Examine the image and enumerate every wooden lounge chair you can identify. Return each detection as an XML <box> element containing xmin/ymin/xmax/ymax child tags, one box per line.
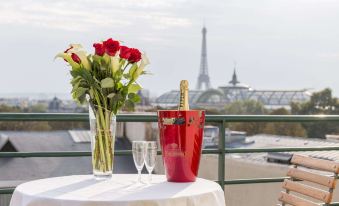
<box><xmin>278</xmin><ymin>154</ymin><xmax>339</xmax><ymax>206</ymax></box>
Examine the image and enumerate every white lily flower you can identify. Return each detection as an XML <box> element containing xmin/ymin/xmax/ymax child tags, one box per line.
<box><xmin>110</xmin><ymin>55</ymin><xmax>120</xmax><ymax>74</ymax></box>
<box><xmin>54</xmin><ymin>52</ymin><xmax>80</xmax><ymax>69</ymax></box>
<box><xmin>69</xmin><ymin>44</ymin><xmax>83</xmax><ymax>50</ymax></box>
<box><xmin>133</xmin><ymin>53</ymin><xmax>150</xmax><ymax>80</ymax></box>
<box><xmin>65</xmin><ymin>44</ymin><xmax>91</xmax><ymax>70</ymax></box>
<box><xmin>140</xmin><ymin>53</ymin><xmax>150</xmax><ymax>66</ymax></box>
<box><xmin>74</xmin><ymin>50</ymin><xmax>91</xmax><ymax>70</ymax></box>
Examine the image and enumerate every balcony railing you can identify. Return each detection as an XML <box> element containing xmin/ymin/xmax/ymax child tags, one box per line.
<box><xmin>1</xmin><ymin>113</ymin><xmax>339</xmax><ymax>205</ymax></box>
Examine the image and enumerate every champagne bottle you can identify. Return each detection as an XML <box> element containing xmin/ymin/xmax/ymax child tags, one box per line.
<box><xmin>178</xmin><ymin>80</ymin><xmax>189</xmax><ymax>110</ymax></box>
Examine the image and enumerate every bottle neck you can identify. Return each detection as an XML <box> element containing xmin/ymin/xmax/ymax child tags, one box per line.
<box><xmin>179</xmin><ymin>80</ymin><xmax>189</xmax><ymax>110</ymax></box>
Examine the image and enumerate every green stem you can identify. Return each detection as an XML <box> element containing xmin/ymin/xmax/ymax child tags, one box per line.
<box><xmin>95</xmin><ymin>112</ymin><xmax>106</xmax><ymax>171</ymax></box>
<box><xmin>93</xmin><ymin>90</ymin><xmax>112</xmax><ymax>172</ymax></box>
<box><xmin>122</xmin><ymin>63</ymin><xmax>130</xmax><ymax>73</ymax></box>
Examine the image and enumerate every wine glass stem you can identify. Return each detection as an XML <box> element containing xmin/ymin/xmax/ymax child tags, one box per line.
<box><xmin>148</xmin><ymin>171</ymin><xmax>152</xmax><ymax>183</ymax></box>
<box><xmin>138</xmin><ymin>170</ymin><xmax>141</xmax><ymax>183</ymax></box>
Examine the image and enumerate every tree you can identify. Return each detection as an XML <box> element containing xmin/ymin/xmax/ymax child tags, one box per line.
<box><xmin>0</xmin><ymin>104</ymin><xmax>51</xmax><ymax>131</ymax></box>
<box><xmin>203</xmin><ymin>108</ymin><xmax>222</xmax><ymax>115</ymax></box>
<box><xmin>263</xmin><ymin>108</ymin><xmax>306</xmax><ymax>137</ymax></box>
<box><xmin>224</xmin><ymin>100</ymin><xmax>267</xmax><ymax>135</ymax></box>
<box><xmin>24</xmin><ymin>103</ymin><xmax>47</xmax><ymax>113</ymax></box>
<box><xmin>0</xmin><ymin>104</ymin><xmax>21</xmax><ymax>112</ymax></box>
<box><xmin>0</xmin><ymin>104</ymin><xmax>90</xmax><ymax>131</ymax></box>
<box><xmin>291</xmin><ymin>88</ymin><xmax>339</xmax><ymax>138</ymax></box>
<box><xmin>224</xmin><ymin>100</ymin><xmax>267</xmax><ymax>115</ymax></box>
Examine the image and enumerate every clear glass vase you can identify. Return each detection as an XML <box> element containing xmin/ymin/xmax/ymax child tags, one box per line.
<box><xmin>89</xmin><ymin>104</ymin><xmax>116</xmax><ymax>179</ymax></box>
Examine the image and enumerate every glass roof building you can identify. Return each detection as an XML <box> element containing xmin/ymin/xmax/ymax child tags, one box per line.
<box><xmin>155</xmin><ymin>70</ymin><xmax>310</xmax><ymax>110</ymax></box>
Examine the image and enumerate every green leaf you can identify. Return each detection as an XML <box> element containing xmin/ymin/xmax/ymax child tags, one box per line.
<box><xmin>120</xmin><ymin>86</ymin><xmax>128</xmax><ymax>96</ymax></box>
<box><xmin>70</xmin><ymin>67</ymin><xmax>94</xmax><ymax>85</ymax></box>
<box><xmin>71</xmin><ymin>83</ymin><xmax>80</xmax><ymax>93</ymax></box>
<box><xmin>116</xmin><ymin>82</ymin><xmax>123</xmax><ymax>91</ymax></box>
<box><xmin>101</xmin><ymin>77</ymin><xmax>114</xmax><ymax>88</ymax></box>
<box><xmin>141</xmin><ymin>71</ymin><xmax>152</xmax><ymax>75</ymax></box>
<box><xmin>71</xmin><ymin>76</ymin><xmax>82</xmax><ymax>85</ymax></box>
<box><xmin>113</xmin><ymin>70</ymin><xmax>123</xmax><ymax>82</ymax></box>
<box><xmin>92</xmin><ymin>55</ymin><xmax>101</xmax><ymax>63</ymax></box>
<box><xmin>119</xmin><ymin>59</ymin><xmax>126</xmax><ymax>70</ymax></box>
<box><xmin>128</xmin><ymin>63</ymin><xmax>138</xmax><ymax>78</ymax></box>
<box><xmin>128</xmin><ymin>93</ymin><xmax>141</xmax><ymax>103</ymax></box>
<box><xmin>72</xmin><ymin>87</ymin><xmax>87</xmax><ymax>100</ymax></box>
<box><xmin>112</xmin><ymin>94</ymin><xmax>124</xmax><ymax>102</ymax></box>
<box><xmin>128</xmin><ymin>84</ymin><xmax>142</xmax><ymax>93</ymax></box>
<box><xmin>134</xmin><ymin>96</ymin><xmax>141</xmax><ymax>103</ymax></box>
<box><xmin>78</xmin><ymin>93</ymin><xmax>87</xmax><ymax>104</ymax></box>
<box><xmin>124</xmin><ymin>99</ymin><xmax>135</xmax><ymax>111</ymax></box>
<box><xmin>92</xmin><ymin>61</ymin><xmax>100</xmax><ymax>71</ymax></box>
<box><xmin>107</xmin><ymin>93</ymin><xmax>116</xmax><ymax>98</ymax></box>
<box><xmin>123</xmin><ymin>73</ymin><xmax>131</xmax><ymax>79</ymax></box>
<box><xmin>70</xmin><ymin>70</ymin><xmax>79</xmax><ymax>78</ymax></box>
<box><xmin>79</xmin><ymin>80</ymin><xmax>89</xmax><ymax>89</ymax></box>
<box><xmin>89</xmin><ymin>88</ymin><xmax>94</xmax><ymax>98</ymax></box>
<box><xmin>71</xmin><ymin>79</ymin><xmax>88</xmax><ymax>93</ymax></box>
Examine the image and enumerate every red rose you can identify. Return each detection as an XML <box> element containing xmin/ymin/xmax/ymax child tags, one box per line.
<box><xmin>119</xmin><ymin>46</ymin><xmax>131</xmax><ymax>59</ymax></box>
<box><xmin>93</xmin><ymin>43</ymin><xmax>105</xmax><ymax>56</ymax></box>
<box><xmin>103</xmin><ymin>38</ymin><xmax>120</xmax><ymax>56</ymax></box>
<box><xmin>71</xmin><ymin>53</ymin><xmax>81</xmax><ymax>64</ymax></box>
<box><xmin>128</xmin><ymin>48</ymin><xmax>141</xmax><ymax>63</ymax></box>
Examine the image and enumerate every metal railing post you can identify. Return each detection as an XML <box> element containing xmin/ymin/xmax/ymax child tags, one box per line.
<box><xmin>218</xmin><ymin>120</ymin><xmax>226</xmax><ymax>189</ymax></box>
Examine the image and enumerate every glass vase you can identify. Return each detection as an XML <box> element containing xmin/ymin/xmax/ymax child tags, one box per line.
<box><xmin>89</xmin><ymin>104</ymin><xmax>116</xmax><ymax>179</ymax></box>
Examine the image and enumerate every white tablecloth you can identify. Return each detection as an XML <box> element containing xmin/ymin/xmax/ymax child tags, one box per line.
<box><xmin>10</xmin><ymin>174</ymin><xmax>225</xmax><ymax>206</ymax></box>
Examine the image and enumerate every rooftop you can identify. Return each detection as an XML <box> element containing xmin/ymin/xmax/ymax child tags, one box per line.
<box><xmin>231</xmin><ymin>134</ymin><xmax>339</xmax><ymax>165</ymax></box>
<box><xmin>0</xmin><ymin>131</ymin><xmax>135</xmax><ymax>182</ymax></box>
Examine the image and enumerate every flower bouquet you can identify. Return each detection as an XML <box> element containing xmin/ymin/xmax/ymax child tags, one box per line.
<box><xmin>56</xmin><ymin>38</ymin><xmax>149</xmax><ymax>178</ymax></box>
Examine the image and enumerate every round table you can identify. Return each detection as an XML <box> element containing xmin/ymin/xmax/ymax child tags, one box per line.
<box><xmin>10</xmin><ymin>174</ymin><xmax>225</xmax><ymax>206</ymax></box>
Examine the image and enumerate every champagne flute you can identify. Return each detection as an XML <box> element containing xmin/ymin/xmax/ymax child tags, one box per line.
<box><xmin>144</xmin><ymin>141</ymin><xmax>157</xmax><ymax>183</ymax></box>
<box><xmin>132</xmin><ymin>141</ymin><xmax>146</xmax><ymax>183</ymax></box>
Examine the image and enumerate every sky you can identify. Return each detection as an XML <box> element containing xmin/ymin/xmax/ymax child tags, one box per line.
<box><xmin>0</xmin><ymin>0</ymin><xmax>339</xmax><ymax>98</ymax></box>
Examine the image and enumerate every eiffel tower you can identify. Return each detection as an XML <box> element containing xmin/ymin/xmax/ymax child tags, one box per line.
<box><xmin>196</xmin><ymin>26</ymin><xmax>211</xmax><ymax>90</ymax></box>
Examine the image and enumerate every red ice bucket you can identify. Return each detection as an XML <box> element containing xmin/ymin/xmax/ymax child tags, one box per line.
<box><xmin>158</xmin><ymin>110</ymin><xmax>205</xmax><ymax>182</ymax></box>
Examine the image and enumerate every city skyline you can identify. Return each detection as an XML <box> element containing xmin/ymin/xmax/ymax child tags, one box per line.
<box><xmin>1</xmin><ymin>0</ymin><xmax>339</xmax><ymax>97</ymax></box>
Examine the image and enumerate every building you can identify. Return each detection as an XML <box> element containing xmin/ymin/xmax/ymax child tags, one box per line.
<box><xmin>156</xmin><ymin>69</ymin><xmax>310</xmax><ymax>109</ymax></box>
<box><xmin>48</xmin><ymin>97</ymin><xmax>86</xmax><ymax>113</ymax></box>
<box><xmin>155</xmin><ymin>27</ymin><xmax>310</xmax><ymax>110</ymax></box>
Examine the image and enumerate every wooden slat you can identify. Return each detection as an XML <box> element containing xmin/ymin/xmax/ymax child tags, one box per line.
<box><xmin>287</xmin><ymin>168</ymin><xmax>336</xmax><ymax>188</ymax></box>
<box><xmin>291</xmin><ymin>155</ymin><xmax>339</xmax><ymax>173</ymax></box>
<box><xmin>278</xmin><ymin>192</ymin><xmax>319</xmax><ymax>206</ymax></box>
<box><xmin>282</xmin><ymin>180</ymin><xmax>332</xmax><ymax>203</ymax></box>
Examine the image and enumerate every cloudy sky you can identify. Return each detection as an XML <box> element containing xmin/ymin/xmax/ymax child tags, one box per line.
<box><xmin>0</xmin><ymin>0</ymin><xmax>339</xmax><ymax>97</ymax></box>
